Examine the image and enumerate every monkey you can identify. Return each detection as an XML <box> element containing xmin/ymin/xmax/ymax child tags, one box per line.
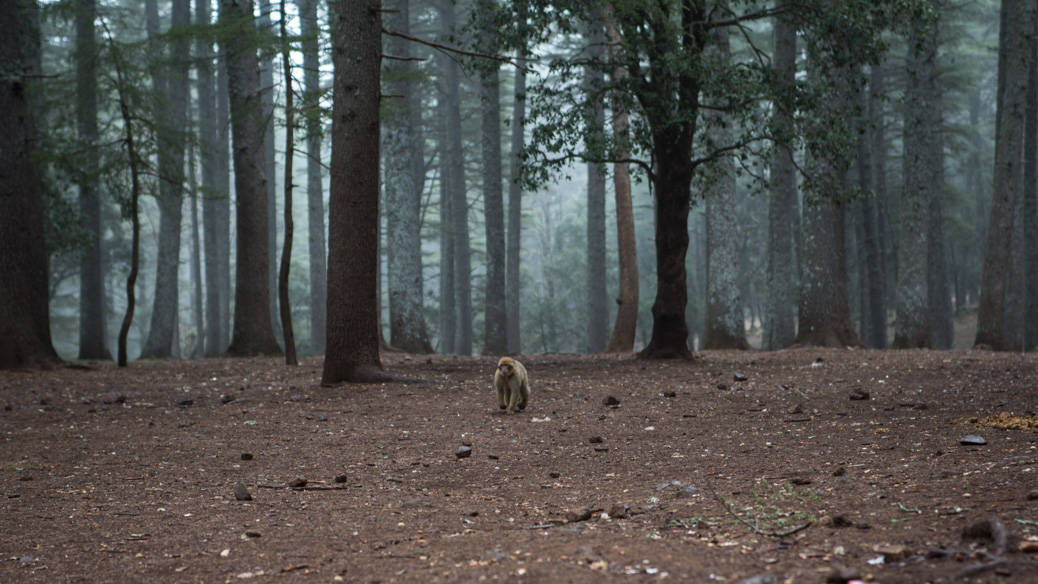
<box><xmin>494</xmin><ymin>357</ymin><xmax>530</xmax><ymax>413</ymax></box>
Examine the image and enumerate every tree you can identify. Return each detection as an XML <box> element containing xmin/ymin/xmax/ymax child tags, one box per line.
<box><xmin>584</xmin><ymin>8</ymin><xmax>608</xmax><ymax>353</ymax></box>
<box><xmin>0</xmin><ymin>0</ymin><xmax>60</xmax><ymax>370</ymax></box>
<box><xmin>855</xmin><ymin>66</ymin><xmax>887</xmax><ymax>349</ymax></box>
<box><xmin>438</xmin><ymin>0</ymin><xmax>472</xmax><ymax>355</ymax></box>
<box><xmin>220</xmin><ymin>0</ymin><xmax>282</xmax><ymax>356</ymax></box>
<box><xmin>975</xmin><ymin>0</ymin><xmax>1037</xmax><ymax>350</ymax></box>
<box><xmin>75</xmin><ymin>0</ymin><xmax>109</xmax><ymax>360</ymax></box>
<box><xmin>602</xmin><ymin>2</ymin><xmax>638</xmax><ymax>354</ymax></box>
<box><xmin>384</xmin><ymin>0</ymin><xmax>433</xmax><ymax>354</ymax></box>
<box><xmin>321</xmin><ymin>0</ymin><xmax>386</xmax><ymax>383</ymax></box>
<box><xmin>894</xmin><ymin>6</ymin><xmax>939</xmax><ymax>349</ymax></box>
<box><xmin>278</xmin><ymin>0</ymin><xmax>298</xmax><ymax>365</ymax></box>
<box><xmin>476</xmin><ymin>0</ymin><xmax>508</xmax><ymax>356</ymax></box>
<box><xmin>703</xmin><ymin>18</ymin><xmax>748</xmax><ymax>350</ymax></box>
<box><xmin>763</xmin><ymin>9</ymin><xmax>798</xmax><ymax>351</ymax></box>
<box><xmin>1025</xmin><ymin>27</ymin><xmax>1037</xmax><ymax>351</ymax></box>
<box><xmin>258</xmin><ymin>0</ymin><xmax>281</xmax><ymax>345</ymax></box>
<box><xmin>506</xmin><ymin>5</ymin><xmax>528</xmax><ymax>355</ymax></box>
<box><xmin>299</xmin><ymin>0</ymin><xmax>326</xmax><ymax>355</ymax></box>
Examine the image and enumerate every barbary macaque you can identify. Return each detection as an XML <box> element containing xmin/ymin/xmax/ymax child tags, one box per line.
<box><xmin>494</xmin><ymin>357</ymin><xmax>530</xmax><ymax>413</ymax></box>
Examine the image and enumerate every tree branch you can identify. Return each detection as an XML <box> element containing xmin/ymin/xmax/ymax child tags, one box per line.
<box><xmin>381</xmin><ymin>27</ymin><xmax>531</xmax><ymax>72</ymax></box>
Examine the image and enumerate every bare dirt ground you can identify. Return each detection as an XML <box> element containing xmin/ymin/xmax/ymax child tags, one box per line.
<box><xmin>2</xmin><ymin>349</ymin><xmax>1037</xmax><ymax>584</ymax></box>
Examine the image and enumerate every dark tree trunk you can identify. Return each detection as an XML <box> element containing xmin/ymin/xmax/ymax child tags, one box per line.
<box><xmin>764</xmin><ymin>10</ymin><xmax>798</xmax><ymax>351</ymax></box>
<box><xmin>929</xmin><ymin>131</ymin><xmax>953</xmax><ymax>350</ymax></box>
<box><xmin>585</xmin><ymin>8</ymin><xmax>608</xmax><ymax>354</ymax></box>
<box><xmin>976</xmin><ymin>0</ymin><xmax>1036</xmax><ymax>350</ymax></box>
<box><xmin>76</xmin><ymin>0</ymin><xmax>109</xmax><ymax>360</ymax></box>
<box><xmin>300</xmin><ymin>0</ymin><xmax>326</xmax><ymax>355</ymax></box>
<box><xmin>322</xmin><ymin>0</ymin><xmax>386</xmax><ymax>383</ymax></box>
<box><xmin>278</xmin><ymin>0</ymin><xmax>298</xmax><ymax>365</ymax></box>
<box><xmin>220</xmin><ymin>0</ymin><xmax>282</xmax><ymax>356</ymax></box>
<box><xmin>476</xmin><ymin>0</ymin><xmax>507</xmax><ymax>356</ymax></box>
<box><xmin>438</xmin><ymin>0</ymin><xmax>471</xmax><ymax>355</ymax></box>
<box><xmin>894</xmin><ymin>12</ymin><xmax>938</xmax><ymax>349</ymax></box>
<box><xmin>384</xmin><ymin>0</ymin><xmax>433</xmax><ymax>354</ymax></box>
<box><xmin>1024</xmin><ymin>31</ymin><xmax>1037</xmax><ymax>351</ymax></box>
<box><xmin>602</xmin><ymin>4</ymin><xmax>638</xmax><ymax>354</ymax></box>
<box><xmin>860</xmin><ymin>65</ymin><xmax>887</xmax><ymax>348</ymax></box>
<box><xmin>142</xmin><ymin>0</ymin><xmax>190</xmax><ymax>359</ymax></box>
<box><xmin>188</xmin><ymin>141</ymin><xmax>204</xmax><ymax>358</ymax></box>
<box><xmin>0</xmin><ymin>0</ymin><xmax>60</xmax><ymax>370</ymax></box>
<box><xmin>197</xmin><ymin>0</ymin><xmax>224</xmax><ymax>356</ymax></box>
<box><xmin>506</xmin><ymin>13</ymin><xmax>527</xmax><ymax>355</ymax></box>
<box><xmin>258</xmin><ymin>0</ymin><xmax>281</xmax><ymax>345</ymax></box>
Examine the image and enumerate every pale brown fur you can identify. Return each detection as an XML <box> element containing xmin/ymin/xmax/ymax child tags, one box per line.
<box><xmin>494</xmin><ymin>357</ymin><xmax>530</xmax><ymax>413</ymax></box>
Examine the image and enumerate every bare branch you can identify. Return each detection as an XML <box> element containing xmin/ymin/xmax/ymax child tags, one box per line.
<box><xmin>381</xmin><ymin>27</ymin><xmax>532</xmax><ymax>72</ymax></box>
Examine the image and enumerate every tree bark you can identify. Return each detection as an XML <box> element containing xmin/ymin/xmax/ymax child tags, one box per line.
<box><xmin>976</xmin><ymin>0</ymin><xmax>1037</xmax><ymax>350</ymax></box>
<box><xmin>220</xmin><ymin>0</ymin><xmax>282</xmax><ymax>356</ymax></box>
<box><xmin>142</xmin><ymin>0</ymin><xmax>190</xmax><ymax>359</ymax></box>
<box><xmin>258</xmin><ymin>0</ymin><xmax>281</xmax><ymax>345</ymax></box>
<box><xmin>278</xmin><ymin>0</ymin><xmax>298</xmax><ymax>365</ymax></box>
<box><xmin>75</xmin><ymin>0</ymin><xmax>109</xmax><ymax>360</ymax></box>
<box><xmin>322</xmin><ymin>0</ymin><xmax>386</xmax><ymax>383</ymax></box>
<box><xmin>1024</xmin><ymin>29</ymin><xmax>1037</xmax><ymax>351</ymax></box>
<box><xmin>894</xmin><ymin>11</ymin><xmax>938</xmax><ymax>349</ymax></box>
<box><xmin>476</xmin><ymin>0</ymin><xmax>507</xmax><ymax>356</ymax></box>
<box><xmin>585</xmin><ymin>8</ymin><xmax>608</xmax><ymax>354</ymax></box>
<box><xmin>299</xmin><ymin>0</ymin><xmax>326</xmax><ymax>355</ymax></box>
<box><xmin>764</xmin><ymin>10</ymin><xmax>798</xmax><ymax>351</ymax></box>
<box><xmin>506</xmin><ymin>9</ymin><xmax>527</xmax><ymax>355</ymax></box>
<box><xmin>602</xmin><ymin>3</ymin><xmax>638</xmax><ymax>354</ymax></box>
<box><xmin>0</xmin><ymin>0</ymin><xmax>60</xmax><ymax>370</ymax></box>
<box><xmin>438</xmin><ymin>0</ymin><xmax>471</xmax><ymax>355</ymax></box>
<box><xmin>859</xmin><ymin>65</ymin><xmax>887</xmax><ymax>348</ymax></box>
<box><xmin>384</xmin><ymin>0</ymin><xmax>433</xmax><ymax>354</ymax></box>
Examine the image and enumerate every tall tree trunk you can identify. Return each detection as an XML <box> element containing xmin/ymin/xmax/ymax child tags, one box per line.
<box><xmin>299</xmin><ymin>0</ymin><xmax>326</xmax><ymax>355</ymax></box>
<box><xmin>894</xmin><ymin>11</ymin><xmax>939</xmax><ymax>349</ymax></box>
<box><xmin>197</xmin><ymin>0</ymin><xmax>224</xmax><ymax>356</ymax></box>
<box><xmin>976</xmin><ymin>0</ymin><xmax>1037</xmax><ymax>350</ymax></box>
<box><xmin>278</xmin><ymin>0</ymin><xmax>297</xmax><ymax>365</ymax></box>
<box><xmin>385</xmin><ymin>0</ymin><xmax>433</xmax><ymax>354</ymax></box>
<box><xmin>476</xmin><ymin>0</ymin><xmax>507</xmax><ymax>356</ymax></box>
<box><xmin>215</xmin><ymin>51</ymin><xmax>233</xmax><ymax>351</ymax></box>
<box><xmin>860</xmin><ymin>65</ymin><xmax>887</xmax><ymax>348</ymax></box>
<box><xmin>603</xmin><ymin>2</ymin><xmax>638</xmax><ymax>354</ymax></box>
<box><xmin>142</xmin><ymin>0</ymin><xmax>189</xmax><ymax>359</ymax></box>
<box><xmin>584</xmin><ymin>8</ymin><xmax>608</xmax><ymax>354</ymax></box>
<box><xmin>257</xmin><ymin>0</ymin><xmax>281</xmax><ymax>345</ymax></box>
<box><xmin>703</xmin><ymin>23</ymin><xmax>747</xmax><ymax>350</ymax></box>
<box><xmin>0</xmin><ymin>0</ymin><xmax>60</xmax><ymax>369</ymax></box>
<box><xmin>438</xmin><ymin>0</ymin><xmax>471</xmax><ymax>355</ymax></box>
<box><xmin>76</xmin><ymin>0</ymin><xmax>109</xmax><ymax>360</ymax></box>
<box><xmin>506</xmin><ymin>10</ymin><xmax>527</xmax><ymax>355</ymax></box>
<box><xmin>439</xmin><ymin>152</ymin><xmax>456</xmax><ymax>353</ymax></box>
<box><xmin>871</xmin><ymin>66</ymin><xmax>893</xmax><ymax>315</ymax></box>
<box><xmin>764</xmin><ymin>10</ymin><xmax>797</xmax><ymax>351</ymax></box>
<box><xmin>220</xmin><ymin>0</ymin><xmax>282</xmax><ymax>356</ymax></box>
<box><xmin>322</xmin><ymin>0</ymin><xmax>386</xmax><ymax>383</ymax></box>
<box><xmin>1024</xmin><ymin>30</ymin><xmax>1038</xmax><ymax>351</ymax></box>
<box><xmin>188</xmin><ymin>140</ymin><xmax>205</xmax><ymax>358</ymax></box>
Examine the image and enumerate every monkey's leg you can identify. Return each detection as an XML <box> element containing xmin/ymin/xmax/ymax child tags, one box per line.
<box><xmin>497</xmin><ymin>386</ymin><xmax>507</xmax><ymax>410</ymax></box>
<box><xmin>507</xmin><ymin>386</ymin><xmax>519</xmax><ymax>413</ymax></box>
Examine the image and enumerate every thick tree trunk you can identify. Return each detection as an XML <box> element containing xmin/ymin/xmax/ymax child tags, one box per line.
<box><xmin>220</xmin><ymin>0</ymin><xmax>282</xmax><ymax>356</ymax></box>
<box><xmin>929</xmin><ymin>130</ymin><xmax>953</xmax><ymax>349</ymax></box>
<box><xmin>603</xmin><ymin>3</ymin><xmax>638</xmax><ymax>354</ymax></box>
<box><xmin>1024</xmin><ymin>34</ymin><xmax>1037</xmax><ymax>351</ymax></box>
<box><xmin>322</xmin><ymin>0</ymin><xmax>386</xmax><ymax>383</ymax></box>
<box><xmin>976</xmin><ymin>0</ymin><xmax>1037</xmax><ymax>350</ymax></box>
<box><xmin>894</xmin><ymin>13</ymin><xmax>938</xmax><ymax>349</ymax></box>
<box><xmin>142</xmin><ymin>0</ymin><xmax>190</xmax><ymax>359</ymax></box>
<box><xmin>76</xmin><ymin>0</ymin><xmax>109</xmax><ymax>360</ymax></box>
<box><xmin>585</xmin><ymin>9</ymin><xmax>608</xmax><ymax>354</ymax></box>
<box><xmin>300</xmin><ymin>0</ymin><xmax>326</xmax><ymax>355</ymax></box>
<box><xmin>477</xmin><ymin>0</ymin><xmax>507</xmax><ymax>356</ymax></box>
<box><xmin>764</xmin><ymin>11</ymin><xmax>798</xmax><ymax>351</ymax></box>
<box><xmin>861</xmin><ymin>65</ymin><xmax>887</xmax><ymax>348</ymax></box>
<box><xmin>384</xmin><ymin>0</ymin><xmax>433</xmax><ymax>354</ymax></box>
<box><xmin>506</xmin><ymin>39</ymin><xmax>526</xmax><ymax>355</ymax></box>
<box><xmin>438</xmin><ymin>0</ymin><xmax>471</xmax><ymax>355</ymax></box>
<box><xmin>798</xmin><ymin>194</ymin><xmax>858</xmax><ymax>347</ymax></box>
<box><xmin>278</xmin><ymin>0</ymin><xmax>297</xmax><ymax>365</ymax></box>
<box><xmin>257</xmin><ymin>0</ymin><xmax>281</xmax><ymax>346</ymax></box>
<box><xmin>0</xmin><ymin>0</ymin><xmax>60</xmax><ymax>370</ymax></box>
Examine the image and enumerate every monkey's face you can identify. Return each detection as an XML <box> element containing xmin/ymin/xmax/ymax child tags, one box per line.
<box><xmin>498</xmin><ymin>362</ymin><xmax>513</xmax><ymax>377</ymax></box>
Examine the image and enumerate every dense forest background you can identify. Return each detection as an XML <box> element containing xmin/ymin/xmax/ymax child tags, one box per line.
<box><xmin>2</xmin><ymin>0</ymin><xmax>1036</xmax><ymax>370</ymax></box>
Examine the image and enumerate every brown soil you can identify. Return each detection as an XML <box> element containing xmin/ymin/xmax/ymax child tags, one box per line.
<box><xmin>2</xmin><ymin>349</ymin><xmax>1037</xmax><ymax>583</ymax></box>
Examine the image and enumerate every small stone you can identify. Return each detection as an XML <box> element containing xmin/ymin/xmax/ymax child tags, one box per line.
<box><xmin>487</xmin><ymin>454</ymin><xmax>499</xmax><ymax>460</ymax></box>
<box><xmin>960</xmin><ymin>435</ymin><xmax>987</xmax><ymax>446</ymax></box>
<box><xmin>287</xmin><ymin>478</ymin><xmax>307</xmax><ymax>488</ymax></box>
<box><xmin>734</xmin><ymin>372</ymin><xmax>748</xmax><ymax>382</ymax></box>
<box><xmin>736</xmin><ymin>575</ymin><xmax>775</xmax><ymax>584</ymax></box>
<box><xmin>455</xmin><ymin>445</ymin><xmax>472</xmax><ymax>459</ymax></box>
<box><xmin>1027</xmin><ymin>489</ymin><xmax>1038</xmax><ymax>501</ymax></box>
<box><xmin>334</xmin><ymin>474</ymin><xmax>348</xmax><ymax>483</ymax></box>
<box><xmin>602</xmin><ymin>396</ymin><xmax>620</xmax><ymax>407</ymax></box>
<box><xmin>831</xmin><ymin>514</ymin><xmax>853</xmax><ymax>528</ymax></box>
<box><xmin>1019</xmin><ymin>541</ymin><xmax>1038</xmax><ymax>553</ymax></box>
<box><xmin>849</xmin><ymin>389</ymin><xmax>869</xmax><ymax>401</ymax></box>
<box><xmin>240</xmin><ymin>453</ymin><xmax>253</xmax><ymax>461</ymax></box>
<box><xmin>244</xmin><ymin>531</ymin><xmax>262</xmax><ymax>538</ymax></box>
<box><xmin>177</xmin><ymin>399</ymin><xmax>194</xmax><ymax>407</ymax></box>
<box><xmin>833</xmin><ymin>466</ymin><xmax>846</xmax><ymax>477</ymax></box>
<box><xmin>588</xmin><ymin>436</ymin><xmax>604</xmax><ymax>444</ymax></box>
<box><xmin>825</xmin><ymin>567</ymin><xmax>860</xmax><ymax>584</ymax></box>
<box><xmin>661</xmin><ymin>391</ymin><xmax>677</xmax><ymax>398</ymax></box>
<box><xmin>549</xmin><ymin>472</ymin><xmax>560</xmax><ymax>479</ymax></box>
<box><xmin>233</xmin><ymin>483</ymin><xmax>253</xmax><ymax>501</ymax></box>
<box><xmin>608</xmin><ymin>503</ymin><xmax>629</xmax><ymax>518</ymax></box>
<box><xmin>873</xmin><ymin>544</ymin><xmax>911</xmax><ymax>560</ymax></box>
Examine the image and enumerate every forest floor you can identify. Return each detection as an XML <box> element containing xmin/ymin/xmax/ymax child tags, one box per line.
<box><xmin>2</xmin><ymin>349</ymin><xmax>1038</xmax><ymax>584</ymax></box>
